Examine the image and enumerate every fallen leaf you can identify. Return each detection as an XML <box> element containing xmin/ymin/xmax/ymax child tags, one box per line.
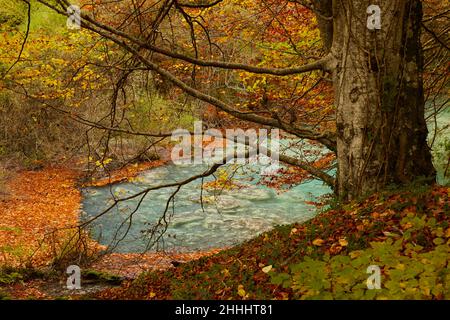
<box><xmin>349</xmin><ymin>251</ymin><xmax>362</xmax><ymax>259</ymax></box>
<box><xmin>237</xmin><ymin>285</ymin><xmax>246</xmax><ymax>297</ymax></box>
<box><xmin>312</xmin><ymin>238</ymin><xmax>325</xmax><ymax>246</ymax></box>
<box><xmin>262</xmin><ymin>265</ymin><xmax>273</xmax><ymax>273</ymax></box>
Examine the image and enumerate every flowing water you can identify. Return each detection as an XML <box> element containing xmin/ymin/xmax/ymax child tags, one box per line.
<box><xmin>81</xmin><ymin>141</ymin><xmax>332</xmax><ymax>253</ymax></box>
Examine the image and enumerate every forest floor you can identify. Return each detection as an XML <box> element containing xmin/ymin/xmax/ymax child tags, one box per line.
<box><xmin>0</xmin><ymin>162</ymin><xmax>449</xmax><ymax>299</ymax></box>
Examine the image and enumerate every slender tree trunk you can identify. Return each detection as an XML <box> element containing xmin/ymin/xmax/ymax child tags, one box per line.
<box><xmin>329</xmin><ymin>0</ymin><xmax>436</xmax><ymax>200</ymax></box>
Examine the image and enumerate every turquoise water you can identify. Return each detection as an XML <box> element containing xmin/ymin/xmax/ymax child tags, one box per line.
<box><xmin>81</xmin><ymin>141</ymin><xmax>333</xmax><ymax>253</ymax></box>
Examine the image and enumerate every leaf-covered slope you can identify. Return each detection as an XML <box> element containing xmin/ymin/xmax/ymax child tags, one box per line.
<box><xmin>97</xmin><ymin>184</ymin><xmax>450</xmax><ymax>300</ymax></box>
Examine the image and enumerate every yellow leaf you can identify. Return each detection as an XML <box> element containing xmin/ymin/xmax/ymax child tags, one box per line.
<box><xmin>396</xmin><ymin>263</ymin><xmax>405</xmax><ymax>271</ymax></box>
<box><xmin>339</xmin><ymin>238</ymin><xmax>348</xmax><ymax>247</ymax></box>
<box><xmin>237</xmin><ymin>285</ymin><xmax>246</xmax><ymax>298</ymax></box>
<box><xmin>149</xmin><ymin>292</ymin><xmax>156</xmax><ymax>298</ymax></box>
<box><xmin>222</xmin><ymin>268</ymin><xmax>230</xmax><ymax>277</ymax></box>
<box><xmin>312</xmin><ymin>238</ymin><xmax>325</xmax><ymax>246</ymax></box>
<box><xmin>262</xmin><ymin>265</ymin><xmax>272</xmax><ymax>273</ymax></box>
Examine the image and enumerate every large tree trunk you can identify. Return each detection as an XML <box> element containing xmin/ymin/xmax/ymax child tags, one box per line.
<box><xmin>329</xmin><ymin>0</ymin><xmax>436</xmax><ymax>200</ymax></box>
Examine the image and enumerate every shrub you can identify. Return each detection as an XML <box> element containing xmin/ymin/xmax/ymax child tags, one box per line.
<box><xmin>270</xmin><ymin>238</ymin><xmax>450</xmax><ymax>300</ymax></box>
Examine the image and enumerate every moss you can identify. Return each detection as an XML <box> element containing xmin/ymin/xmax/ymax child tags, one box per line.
<box><xmin>81</xmin><ymin>270</ymin><xmax>123</xmax><ymax>285</ymax></box>
<box><xmin>0</xmin><ymin>266</ymin><xmax>47</xmax><ymax>285</ymax></box>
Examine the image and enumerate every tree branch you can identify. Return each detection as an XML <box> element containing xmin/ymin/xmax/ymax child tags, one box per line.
<box><xmin>37</xmin><ymin>2</ymin><xmax>336</xmax><ymax>150</ymax></box>
<box><xmin>41</xmin><ymin>0</ymin><xmax>330</xmax><ymax>76</ymax></box>
<box><xmin>177</xmin><ymin>0</ymin><xmax>224</xmax><ymax>9</ymax></box>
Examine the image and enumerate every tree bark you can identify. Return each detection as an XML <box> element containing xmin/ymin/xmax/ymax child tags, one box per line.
<box><xmin>329</xmin><ymin>0</ymin><xmax>436</xmax><ymax>200</ymax></box>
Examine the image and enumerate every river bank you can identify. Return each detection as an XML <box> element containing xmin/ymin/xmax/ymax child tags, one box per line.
<box><xmin>0</xmin><ymin>160</ymin><xmax>224</xmax><ymax>277</ymax></box>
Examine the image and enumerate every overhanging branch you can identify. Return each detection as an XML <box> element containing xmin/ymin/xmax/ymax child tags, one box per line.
<box><xmin>41</xmin><ymin>0</ymin><xmax>330</xmax><ymax>77</ymax></box>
